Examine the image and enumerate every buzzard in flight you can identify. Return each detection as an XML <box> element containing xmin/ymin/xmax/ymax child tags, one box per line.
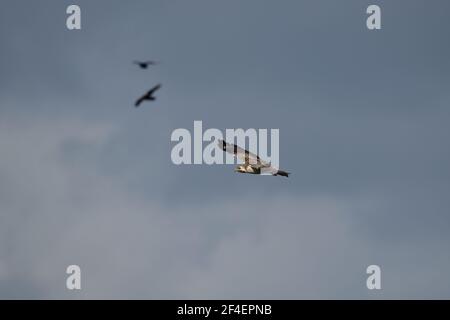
<box><xmin>218</xmin><ymin>139</ymin><xmax>290</xmax><ymax>177</ymax></box>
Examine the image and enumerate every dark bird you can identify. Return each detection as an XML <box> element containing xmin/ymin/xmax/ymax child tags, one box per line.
<box><xmin>133</xmin><ymin>60</ymin><xmax>158</xmax><ymax>69</ymax></box>
<box><xmin>134</xmin><ymin>84</ymin><xmax>162</xmax><ymax>107</ymax></box>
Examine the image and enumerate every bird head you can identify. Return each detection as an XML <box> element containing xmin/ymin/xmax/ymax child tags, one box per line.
<box><xmin>234</xmin><ymin>165</ymin><xmax>246</xmax><ymax>173</ymax></box>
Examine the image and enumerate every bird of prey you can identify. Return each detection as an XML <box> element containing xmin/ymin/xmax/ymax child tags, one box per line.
<box><xmin>134</xmin><ymin>84</ymin><xmax>162</xmax><ymax>107</ymax></box>
<box><xmin>218</xmin><ymin>139</ymin><xmax>290</xmax><ymax>177</ymax></box>
<box><xmin>133</xmin><ymin>60</ymin><xmax>158</xmax><ymax>69</ymax></box>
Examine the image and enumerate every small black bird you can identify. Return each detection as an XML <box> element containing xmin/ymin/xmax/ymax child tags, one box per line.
<box><xmin>134</xmin><ymin>84</ymin><xmax>162</xmax><ymax>107</ymax></box>
<box><xmin>133</xmin><ymin>60</ymin><xmax>158</xmax><ymax>69</ymax></box>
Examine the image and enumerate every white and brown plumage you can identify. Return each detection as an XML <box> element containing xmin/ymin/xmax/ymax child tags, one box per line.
<box><xmin>218</xmin><ymin>139</ymin><xmax>290</xmax><ymax>177</ymax></box>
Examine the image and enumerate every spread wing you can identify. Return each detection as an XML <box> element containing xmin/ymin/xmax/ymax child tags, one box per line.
<box><xmin>148</xmin><ymin>84</ymin><xmax>162</xmax><ymax>95</ymax></box>
<box><xmin>134</xmin><ymin>95</ymin><xmax>146</xmax><ymax>107</ymax></box>
<box><xmin>218</xmin><ymin>139</ymin><xmax>269</xmax><ymax>166</ymax></box>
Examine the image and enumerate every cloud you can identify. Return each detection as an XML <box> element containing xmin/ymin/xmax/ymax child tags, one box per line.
<box><xmin>1</xmin><ymin>0</ymin><xmax>450</xmax><ymax>299</ymax></box>
<box><xmin>0</xmin><ymin>115</ymin><xmax>369</xmax><ymax>298</ymax></box>
<box><xmin>1</xmin><ymin>116</ymin><xmax>448</xmax><ymax>299</ymax></box>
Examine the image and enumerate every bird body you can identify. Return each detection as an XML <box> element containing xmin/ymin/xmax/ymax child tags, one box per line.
<box><xmin>133</xmin><ymin>60</ymin><xmax>158</xmax><ymax>69</ymax></box>
<box><xmin>235</xmin><ymin>165</ymin><xmax>259</xmax><ymax>174</ymax></box>
<box><xmin>234</xmin><ymin>164</ymin><xmax>289</xmax><ymax>177</ymax></box>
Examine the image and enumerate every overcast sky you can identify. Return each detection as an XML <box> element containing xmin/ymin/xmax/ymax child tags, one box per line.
<box><xmin>1</xmin><ymin>0</ymin><xmax>450</xmax><ymax>299</ymax></box>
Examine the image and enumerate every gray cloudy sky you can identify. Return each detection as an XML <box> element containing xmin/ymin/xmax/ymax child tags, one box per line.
<box><xmin>1</xmin><ymin>0</ymin><xmax>450</xmax><ymax>299</ymax></box>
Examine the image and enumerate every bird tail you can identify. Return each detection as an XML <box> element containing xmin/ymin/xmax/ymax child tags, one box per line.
<box><xmin>276</xmin><ymin>170</ymin><xmax>290</xmax><ymax>178</ymax></box>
